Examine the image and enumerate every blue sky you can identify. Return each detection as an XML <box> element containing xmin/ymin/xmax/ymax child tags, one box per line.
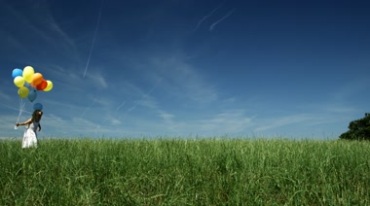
<box><xmin>1</xmin><ymin>0</ymin><xmax>369</xmax><ymax>139</ymax></box>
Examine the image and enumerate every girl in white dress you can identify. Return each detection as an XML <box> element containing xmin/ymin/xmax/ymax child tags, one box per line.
<box><xmin>16</xmin><ymin>110</ymin><xmax>43</xmax><ymax>149</ymax></box>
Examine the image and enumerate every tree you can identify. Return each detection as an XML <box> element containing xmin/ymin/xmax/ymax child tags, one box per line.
<box><xmin>339</xmin><ymin>113</ymin><xmax>370</xmax><ymax>140</ymax></box>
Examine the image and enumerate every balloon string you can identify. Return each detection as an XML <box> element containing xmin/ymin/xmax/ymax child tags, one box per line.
<box><xmin>16</xmin><ymin>99</ymin><xmax>26</xmax><ymax>124</ymax></box>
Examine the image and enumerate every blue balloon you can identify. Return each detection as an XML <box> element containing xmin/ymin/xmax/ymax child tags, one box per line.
<box><xmin>28</xmin><ymin>89</ymin><xmax>37</xmax><ymax>102</ymax></box>
<box><xmin>33</xmin><ymin>102</ymin><xmax>43</xmax><ymax>110</ymax></box>
<box><xmin>12</xmin><ymin>68</ymin><xmax>23</xmax><ymax>78</ymax></box>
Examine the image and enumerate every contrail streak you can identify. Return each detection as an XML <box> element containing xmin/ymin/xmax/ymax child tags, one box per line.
<box><xmin>209</xmin><ymin>8</ymin><xmax>235</xmax><ymax>31</ymax></box>
<box><xmin>193</xmin><ymin>4</ymin><xmax>222</xmax><ymax>32</ymax></box>
<box><xmin>83</xmin><ymin>0</ymin><xmax>104</xmax><ymax>78</ymax></box>
<box><xmin>115</xmin><ymin>101</ymin><xmax>126</xmax><ymax>112</ymax></box>
<box><xmin>80</xmin><ymin>99</ymin><xmax>96</xmax><ymax>118</ymax></box>
<box><xmin>124</xmin><ymin>78</ymin><xmax>162</xmax><ymax>114</ymax></box>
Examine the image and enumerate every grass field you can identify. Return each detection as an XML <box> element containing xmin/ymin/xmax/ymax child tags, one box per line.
<box><xmin>1</xmin><ymin>138</ymin><xmax>369</xmax><ymax>205</ymax></box>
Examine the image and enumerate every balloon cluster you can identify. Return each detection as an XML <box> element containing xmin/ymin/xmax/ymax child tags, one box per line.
<box><xmin>12</xmin><ymin>66</ymin><xmax>53</xmax><ymax>102</ymax></box>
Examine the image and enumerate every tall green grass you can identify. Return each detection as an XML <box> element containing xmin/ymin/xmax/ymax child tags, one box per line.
<box><xmin>1</xmin><ymin>138</ymin><xmax>369</xmax><ymax>205</ymax></box>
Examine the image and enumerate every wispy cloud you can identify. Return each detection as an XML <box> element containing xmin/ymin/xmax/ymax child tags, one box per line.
<box><xmin>198</xmin><ymin>109</ymin><xmax>253</xmax><ymax>135</ymax></box>
<box><xmin>254</xmin><ymin>114</ymin><xmax>313</xmax><ymax>132</ymax></box>
<box><xmin>0</xmin><ymin>114</ymin><xmax>27</xmax><ymax>137</ymax></box>
<box><xmin>209</xmin><ymin>9</ymin><xmax>236</xmax><ymax>31</ymax></box>
<box><xmin>43</xmin><ymin>64</ymin><xmax>108</xmax><ymax>93</ymax></box>
<box><xmin>150</xmin><ymin>55</ymin><xmax>218</xmax><ymax>103</ymax></box>
<box><xmin>0</xmin><ymin>91</ymin><xmax>12</xmax><ymax>102</ymax></box>
<box><xmin>108</xmin><ymin>109</ymin><xmax>254</xmax><ymax>137</ymax></box>
<box><xmin>3</xmin><ymin>4</ymin><xmax>53</xmax><ymax>44</ymax></box>
<box><xmin>2</xmin><ymin>2</ymin><xmax>78</xmax><ymax>58</ymax></box>
<box><xmin>157</xmin><ymin>110</ymin><xmax>175</xmax><ymax>125</ymax></box>
<box><xmin>331</xmin><ymin>78</ymin><xmax>370</xmax><ymax>102</ymax></box>
<box><xmin>85</xmin><ymin>71</ymin><xmax>108</xmax><ymax>89</ymax></box>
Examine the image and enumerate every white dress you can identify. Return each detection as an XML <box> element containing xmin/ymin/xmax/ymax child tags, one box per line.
<box><xmin>22</xmin><ymin>121</ymin><xmax>39</xmax><ymax>149</ymax></box>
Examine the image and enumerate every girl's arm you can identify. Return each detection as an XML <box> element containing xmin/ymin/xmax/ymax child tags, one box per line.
<box><xmin>38</xmin><ymin>124</ymin><xmax>41</xmax><ymax>131</ymax></box>
<box><xmin>16</xmin><ymin>118</ymin><xmax>32</xmax><ymax>127</ymax></box>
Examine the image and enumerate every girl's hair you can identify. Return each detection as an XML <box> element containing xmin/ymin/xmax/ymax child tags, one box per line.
<box><xmin>32</xmin><ymin>110</ymin><xmax>43</xmax><ymax>122</ymax></box>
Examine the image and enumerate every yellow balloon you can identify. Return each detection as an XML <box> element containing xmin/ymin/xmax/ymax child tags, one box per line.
<box><xmin>23</xmin><ymin>66</ymin><xmax>35</xmax><ymax>83</ymax></box>
<box><xmin>13</xmin><ymin>76</ymin><xmax>25</xmax><ymax>88</ymax></box>
<box><xmin>44</xmin><ymin>80</ymin><xmax>53</xmax><ymax>92</ymax></box>
<box><xmin>18</xmin><ymin>87</ymin><xmax>29</xmax><ymax>98</ymax></box>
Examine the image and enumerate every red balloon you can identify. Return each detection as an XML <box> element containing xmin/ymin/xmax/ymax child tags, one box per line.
<box><xmin>36</xmin><ymin>80</ymin><xmax>48</xmax><ymax>90</ymax></box>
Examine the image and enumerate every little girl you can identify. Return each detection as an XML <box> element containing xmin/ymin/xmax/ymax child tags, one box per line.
<box><xmin>16</xmin><ymin>109</ymin><xmax>43</xmax><ymax>148</ymax></box>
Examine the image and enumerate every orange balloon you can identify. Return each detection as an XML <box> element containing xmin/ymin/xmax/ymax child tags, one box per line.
<box><xmin>31</xmin><ymin>73</ymin><xmax>43</xmax><ymax>87</ymax></box>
